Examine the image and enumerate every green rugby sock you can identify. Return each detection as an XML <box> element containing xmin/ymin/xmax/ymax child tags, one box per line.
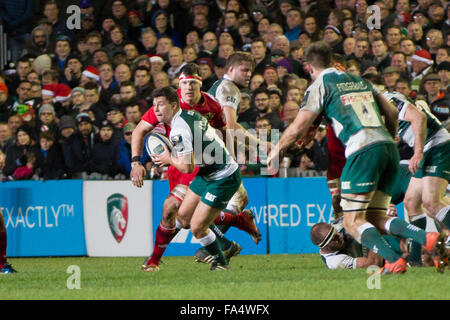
<box><xmin>409</xmin><ymin>214</ymin><xmax>427</xmax><ymax>264</ymax></box>
<box><xmin>216</xmin><ymin>224</ymin><xmax>231</xmax><ymax>235</ymax></box>
<box><xmin>436</xmin><ymin>205</ymin><xmax>450</xmax><ymax>229</ymax></box>
<box><xmin>209</xmin><ymin>224</ymin><xmax>232</xmax><ymax>250</ymax></box>
<box><xmin>382</xmin><ymin>235</ymin><xmax>402</xmax><ymax>254</ymax></box>
<box><xmin>358</xmin><ymin>223</ymin><xmax>402</xmax><ymax>263</ymax></box>
<box><xmin>198</xmin><ymin>231</ymin><xmax>227</xmax><ymax>265</ymax></box>
<box><xmin>386</xmin><ymin>217</ymin><xmax>426</xmax><ymax>245</ymax></box>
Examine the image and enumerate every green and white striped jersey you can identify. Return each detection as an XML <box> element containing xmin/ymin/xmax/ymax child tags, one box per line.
<box><xmin>169</xmin><ymin>109</ymin><xmax>238</xmax><ymax>181</ymax></box>
<box><xmin>208</xmin><ymin>74</ymin><xmax>241</xmax><ymax>112</ymax></box>
<box><xmin>300</xmin><ymin>68</ymin><xmax>394</xmax><ymax>157</ymax></box>
<box><xmin>383</xmin><ymin>91</ymin><xmax>450</xmax><ymax>152</ymax></box>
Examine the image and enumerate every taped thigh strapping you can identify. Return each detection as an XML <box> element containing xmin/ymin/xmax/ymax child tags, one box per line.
<box><xmin>367</xmin><ymin>191</ymin><xmax>391</xmax><ymax>212</ymax></box>
<box><xmin>170</xmin><ymin>184</ymin><xmax>188</xmax><ymax>203</ymax></box>
<box><xmin>340</xmin><ymin>196</ymin><xmax>370</xmax><ymax>213</ymax></box>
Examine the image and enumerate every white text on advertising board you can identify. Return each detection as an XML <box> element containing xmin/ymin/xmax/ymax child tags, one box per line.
<box><xmin>1</xmin><ymin>204</ymin><xmax>75</xmax><ymax>228</ymax></box>
<box><xmin>250</xmin><ymin>203</ymin><xmax>335</xmax><ymax>227</ymax></box>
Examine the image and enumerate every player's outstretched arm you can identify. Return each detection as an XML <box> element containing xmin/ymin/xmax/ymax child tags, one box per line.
<box><xmin>267</xmin><ymin>110</ymin><xmax>317</xmax><ymax>172</ymax></box>
<box><xmin>223</xmin><ymin>106</ymin><xmax>261</xmax><ymax>149</ymax></box>
<box><xmin>403</xmin><ymin>103</ymin><xmax>427</xmax><ymax>173</ymax></box>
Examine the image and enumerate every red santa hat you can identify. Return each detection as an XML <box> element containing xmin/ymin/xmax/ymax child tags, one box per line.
<box><xmin>412</xmin><ymin>49</ymin><xmax>433</xmax><ymax>65</ymax></box>
<box><xmin>147</xmin><ymin>54</ymin><xmax>164</xmax><ymax>64</ymax></box>
<box><xmin>82</xmin><ymin>66</ymin><xmax>100</xmax><ymax>81</ymax></box>
<box><xmin>42</xmin><ymin>83</ymin><xmax>58</xmax><ymax>97</ymax></box>
<box><xmin>55</xmin><ymin>84</ymin><xmax>72</xmax><ymax>102</ymax></box>
<box><xmin>397</xmin><ymin>11</ymin><xmax>411</xmax><ymax>24</ymax></box>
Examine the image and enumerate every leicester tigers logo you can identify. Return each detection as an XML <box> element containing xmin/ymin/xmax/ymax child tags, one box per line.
<box><xmin>107</xmin><ymin>193</ymin><xmax>129</xmax><ymax>243</ymax></box>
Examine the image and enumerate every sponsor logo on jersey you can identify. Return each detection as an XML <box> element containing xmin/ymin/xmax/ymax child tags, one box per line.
<box><xmin>336</xmin><ymin>81</ymin><xmax>368</xmax><ymax>92</ymax></box>
<box><xmin>341</xmin><ymin>181</ymin><xmax>351</xmax><ymax>189</ymax></box>
<box><xmin>226</xmin><ymin>96</ymin><xmax>237</xmax><ymax>104</ymax></box>
<box><xmin>356</xmin><ymin>182</ymin><xmax>375</xmax><ymax>187</ymax></box>
<box><xmin>172</xmin><ymin>134</ymin><xmax>184</xmax><ymax>152</ymax></box>
<box><xmin>425</xmin><ymin>166</ymin><xmax>437</xmax><ymax>173</ymax></box>
<box><xmin>340</xmin><ymin>91</ymin><xmax>374</xmax><ymax>105</ymax></box>
<box><xmin>205</xmin><ymin>192</ymin><xmax>217</xmax><ymax>202</ymax></box>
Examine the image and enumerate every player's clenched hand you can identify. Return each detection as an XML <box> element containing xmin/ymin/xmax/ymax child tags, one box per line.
<box><xmin>408</xmin><ymin>152</ymin><xmax>423</xmax><ymax>174</ymax></box>
<box><xmin>130</xmin><ymin>163</ymin><xmax>146</xmax><ymax>188</ymax></box>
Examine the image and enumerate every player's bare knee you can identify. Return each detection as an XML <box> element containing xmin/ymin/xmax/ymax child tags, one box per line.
<box><xmin>404</xmin><ymin>194</ymin><xmax>420</xmax><ymax>212</ymax></box>
<box><xmin>163</xmin><ymin>196</ymin><xmax>180</xmax><ymax>216</ymax></box>
<box><xmin>422</xmin><ymin>199</ymin><xmax>440</xmax><ymax>216</ymax></box>
<box><xmin>190</xmin><ymin>224</ymin><xmax>207</xmax><ymax>239</ymax></box>
<box><xmin>176</xmin><ymin>212</ymin><xmax>190</xmax><ymax>229</ymax></box>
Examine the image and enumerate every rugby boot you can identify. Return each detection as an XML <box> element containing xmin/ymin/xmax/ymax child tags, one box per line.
<box><xmin>0</xmin><ymin>262</ymin><xmax>17</xmax><ymax>274</ymax></box>
<box><xmin>236</xmin><ymin>209</ymin><xmax>262</xmax><ymax>244</ymax></box>
<box><xmin>378</xmin><ymin>257</ymin><xmax>407</xmax><ymax>275</ymax></box>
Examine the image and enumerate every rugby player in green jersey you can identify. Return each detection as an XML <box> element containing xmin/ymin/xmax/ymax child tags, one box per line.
<box><xmin>268</xmin><ymin>41</ymin><xmax>447</xmax><ymax>274</ymax></box>
<box><xmin>151</xmin><ymin>87</ymin><xmax>241</xmax><ymax>270</ymax></box>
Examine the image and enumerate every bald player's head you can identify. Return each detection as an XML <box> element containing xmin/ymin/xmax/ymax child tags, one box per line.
<box><xmin>310</xmin><ymin>223</ymin><xmax>332</xmax><ymax>246</ymax></box>
<box><xmin>310</xmin><ymin>222</ymin><xmax>344</xmax><ymax>252</ymax></box>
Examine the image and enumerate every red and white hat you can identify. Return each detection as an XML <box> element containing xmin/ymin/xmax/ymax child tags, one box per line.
<box><xmin>412</xmin><ymin>49</ymin><xmax>433</xmax><ymax>65</ymax></box>
<box><xmin>147</xmin><ymin>54</ymin><xmax>164</xmax><ymax>64</ymax></box>
<box><xmin>55</xmin><ymin>84</ymin><xmax>72</xmax><ymax>102</ymax></box>
<box><xmin>42</xmin><ymin>83</ymin><xmax>58</xmax><ymax>97</ymax></box>
<box><xmin>82</xmin><ymin>66</ymin><xmax>100</xmax><ymax>81</ymax></box>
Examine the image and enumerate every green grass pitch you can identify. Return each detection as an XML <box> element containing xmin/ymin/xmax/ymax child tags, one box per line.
<box><xmin>0</xmin><ymin>254</ymin><xmax>448</xmax><ymax>300</ymax></box>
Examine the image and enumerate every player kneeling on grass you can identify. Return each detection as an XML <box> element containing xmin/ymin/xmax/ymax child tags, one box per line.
<box><xmin>147</xmin><ymin>87</ymin><xmax>241</xmax><ymax>270</ymax></box>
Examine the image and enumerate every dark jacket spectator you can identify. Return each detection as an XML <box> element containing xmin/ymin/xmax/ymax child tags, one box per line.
<box><xmin>35</xmin><ymin>131</ymin><xmax>66</xmax><ymax>180</ymax></box>
<box><xmin>89</xmin><ymin>120</ymin><xmax>120</xmax><ymax>177</ymax></box>
<box><xmin>117</xmin><ymin>123</ymin><xmax>135</xmax><ymax>177</ymax></box>
<box><xmin>60</xmin><ymin>114</ymin><xmax>96</xmax><ymax>178</ymax></box>
<box><xmin>3</xmin><ymin>125</ymin><xmax>40</xmax><ymax>178</ymax></box>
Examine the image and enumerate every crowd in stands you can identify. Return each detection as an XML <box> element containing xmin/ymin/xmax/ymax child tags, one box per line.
<box><xmin>0</xmin><ymin>0</ymin><xmax>449</xmax><ymax>181</ymax></box>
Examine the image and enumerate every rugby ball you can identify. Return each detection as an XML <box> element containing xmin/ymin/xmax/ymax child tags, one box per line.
<box><xmin>145</xmin><ymin>133</ymin><xmax>173</xmax><ymax>165</ymax></box>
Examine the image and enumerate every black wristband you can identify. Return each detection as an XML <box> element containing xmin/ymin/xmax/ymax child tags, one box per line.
<box><xmin>131</xmin><ymin>156</ymin><xmax>141</xmax><ymax>162</ymax></box>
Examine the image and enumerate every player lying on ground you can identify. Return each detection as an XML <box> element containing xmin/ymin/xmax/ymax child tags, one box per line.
<box><xmin>312</xmin><ymin>217</ymin><xmax>449</xmax><ymax>270</ymax></box>
<box><xmin>267</xmin><ymin>41</ymin><xmax>447</xmax><ymax>274</ymax></box>
<box><xmin>311</xmin><ymin>217</ymin><xmax>408</xmax><ymax>269</ymax></box>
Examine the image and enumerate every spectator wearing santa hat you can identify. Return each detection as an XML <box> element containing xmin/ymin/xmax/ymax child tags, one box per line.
<box><xmin>55</xmin><ymin>84</ymin><xmax>72</xmax><ymax>103</ymax></box>
<box><xmin>80</xmin><ymin>66</ymin><xmax>100</xmax><ymax>86</ymax></box>
<box><xmin>411</xmin><ymin>49</ymin><xmax>435</xmax><ymax>92</ymax></box>
<box><xmin>53</xmin><ymin>83</ymin><xmax>73</xmax><ymax>118</ymax></box>
<box><xmin>148</xmin><ymin>54</ymin><xmax>165</xmax><ymax>76</ymax></box>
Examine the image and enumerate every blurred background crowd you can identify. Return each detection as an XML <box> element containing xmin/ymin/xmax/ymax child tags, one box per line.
<box><xmin>0</xmin><ymin>0</ymin><xmax>448</xmax><ymax>181</ymax></box>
